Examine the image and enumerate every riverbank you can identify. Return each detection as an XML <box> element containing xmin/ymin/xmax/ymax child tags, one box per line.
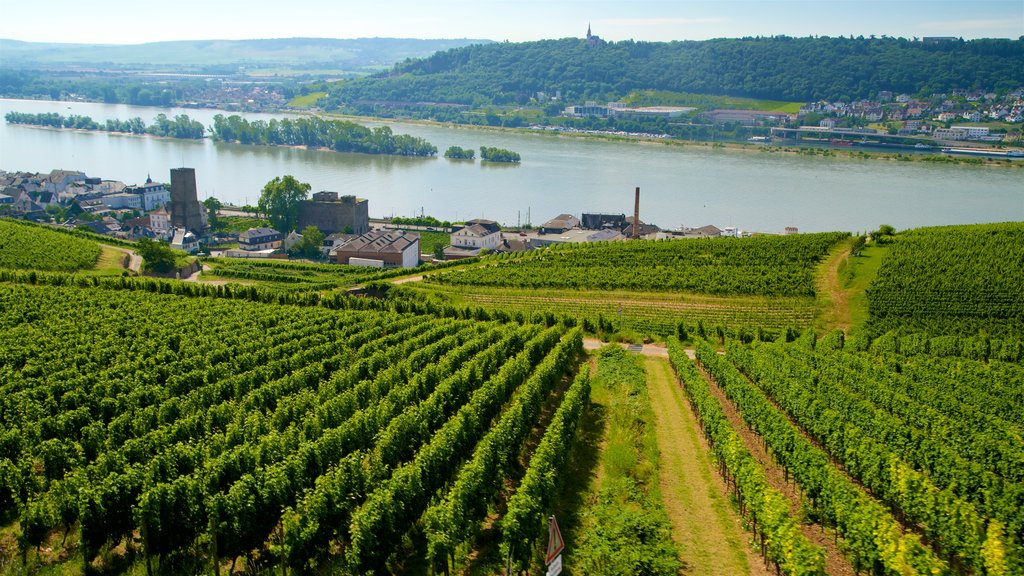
<box><xmin>6</xmin><ymin>101</ymin><xmax>1021</xmax><ymax>168</ymax></box>
<box><xmin>310</xmin><ymin>109</ymin><xmax>1024</xmax><ymax>168</ymax></box>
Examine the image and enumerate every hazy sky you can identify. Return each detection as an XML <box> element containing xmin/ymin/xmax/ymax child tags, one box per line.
<box><xmin>1</xmin><ymin>0</ymin><xmax>1021</xmax><ymax>44</ymax></box>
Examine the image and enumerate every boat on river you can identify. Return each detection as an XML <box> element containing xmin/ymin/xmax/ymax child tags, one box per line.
<box><xmin>941</xmin><ymin>147</ymin><xmax>1023</xmax><ymax>158</ymax></box>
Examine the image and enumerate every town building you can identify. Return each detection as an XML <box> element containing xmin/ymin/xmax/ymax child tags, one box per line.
<box><xmin>681</xmin><ymin>225</ymin><xmax>723</xmax><ymax>238</ymax></box>
<box><xmin>170</xmin><ymin>228</ymin><xmax>200</xmax><ymax>254</ymax></box>
<box><xmin>564</xmin><ymin>102</ymin><xmax>611</xmax><ymax>117</ymax></box>
<box><xmin>624</xmin><ymin>216</ymin><xmax>660</xmax><ymax>238</ymax></box>
<box><xmin>297</xmin><ymin>191</ymin><xmax>369</xmax><ymax>235</ymax></box>
<box><xmin>123</xmin><ymin>176</ymin><xmax>171</xmax><ymax>211</ymax></box>
<box><xmin>701</xmin><ymin>110</ymin><xmax>795</xmax><ymax>125</ymax></box>
<box><xmin>239</xmin><ymin>227</ymin><xmax>283</xmax><ymax>251</ymax></box>
<box><xmin>103</xmin><ymin>192</ymin><xmax>143</xmax><ymax>210</ymax></box>
<box><xmin>539</xmin><ymin>214</ymin><xmax>581</xmax><ymax>235</ymax></box>
<box><xmin>323</xmin><ymin>232</ymin><xmax>355</xmax><ymax>258</ymax></box>
<box><xmin>41</xmin><ymin>170</ymin><xmax>87</xmax><ymax>195</ymax></box>
<box><xmin>335</xmin><ymin>230</ymin><xmax>420</xmax><ymax>268</ymax></box>
<box><xmin>950</xmin><ymin>125</ymin><xmax>990</xmax><ymax>139</ymax></box>
<box><xmin>149</xmin><ymin>206</ymin><xmax>171</xmax><ymax>237</ymax></box>
<box><xmin>284</xmin><ymin>231</ymin><xmax>304</xmax><ymax>252</ymax></box>
<box><xmin>11</xmin><ymin>193</ymin><xmax>46</xmax><ymax>220</ymax></box>
<box><xmin>564</xmin><ymin>102</ymin><xmax>693</xmax><ymax>118</ymax></box>
<box><xmin>581</xmin><ymin>213</ymin><xmax>627</xmax><ymax>230</ymax></box>
<box><xmin>451</xmin><ymin>219</ymin><xmax>501</xmax><ymax>250</ymax></box>
<box><xmin>170</xmin><ymin>167</ymin><xmax>207</xmax><ymax>234</ymax></box>
<box><xmin>933</xmin><ymin>128</ymin><xmax>968</xmax><ymax>140</ymax></box>
<box><xmin>529</xmin><ymin>228</ymin><xmax>624</xmax><ymax>248</ymax></box>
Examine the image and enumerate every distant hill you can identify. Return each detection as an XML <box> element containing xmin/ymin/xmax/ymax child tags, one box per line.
<box><xmin>324</xmin><ymin>36</ymin><xmax>1024</xmax><ymax>105</ymax></box>
<box><xmin>0</xmin><ymin>37</ymin><xmax>493</xmax><ymax>73</ymax></box>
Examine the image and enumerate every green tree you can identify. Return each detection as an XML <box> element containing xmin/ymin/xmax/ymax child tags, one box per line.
<box><xmin>297</xmin><ymin>225</ymin><xmax>325</xmax><ymax>259</ymax></box>
<box><xmin>137</xmin><ymin>237</ymin><xmax>177</xmax><ymax>273</ymax></box>
<box><xmin>203</xmin><ymin>197</ymin><xmax>223</xmax><ymax>230</ymax></box>
<box><xmin>258</xmin><ymin>175</ymin><xmax>311</xmax><ymax>233</ymax></box>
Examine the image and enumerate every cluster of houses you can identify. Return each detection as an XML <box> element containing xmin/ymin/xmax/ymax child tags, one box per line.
<box><xmin>798</xmin><ymin>87</ymin><xmax>1024</xmax><ymax>137</ymax></box>
<box><xmin>0</xmin><ymin>169</ymin><xmax>184</xmax><ymax>238</ymax></box>
<box><xmin>3</xmin><ymin>168</ymin><xmax>771</xmax><ymax>272</ymax></box>
<box><xmin>0</xmin><ymin>167</ymin><xmax>211</xmax><ymax>254</ymax></box>
<box><xmin>560</xmin><ymin>87</ymin><xmax>1024</xmax><ymax>136</ymax></box>
<box><xmin>222</xmin><ymin>210</ymin><xmax>757</xmax><ymax>271</ymax></box>
<box><xmin>437</xmin><ymin>212</ymin><xmax>755</xmax><ymax>261</ymax></box>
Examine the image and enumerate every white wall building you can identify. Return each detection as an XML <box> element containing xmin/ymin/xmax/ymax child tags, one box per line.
<box><xmin>933</xmin><ymin>128</ymin><xmax>968</xmax><ymax>140</ymax></box>
<box><xmin>124</xmin><ymin>178</ymin><xmax>172</xmax><ymax>212</ymax></box>
<box><xmin>239</xmin><ymin>227</ymin><xmax>283</xmax><ymax>251</ymax></box>
<box><xmin>950</xmin><ymin>125</ymin><xmax>990</xmax><ymax>139</ymax></box>
<box><xmin>451</xmin><ymin>223</ymin><xmax>501</xmax><ymax>250</ymax></box>
<box><xmin>104</xmin><ymin>192</ymin><xmax>143</xmax><ymax>210</ymax></box>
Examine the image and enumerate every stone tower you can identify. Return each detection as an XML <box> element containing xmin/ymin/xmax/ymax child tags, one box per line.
<box><xmin>170</xmin><ymin>167</ymin><xmax>206</xmax><ymax>234</ymax></box>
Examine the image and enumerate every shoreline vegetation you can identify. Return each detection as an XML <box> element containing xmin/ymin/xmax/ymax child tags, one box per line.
<box><xmin>4</xmin><ymin>105</ymin><xmax>1022</xmax><ymax>168</ymax></box>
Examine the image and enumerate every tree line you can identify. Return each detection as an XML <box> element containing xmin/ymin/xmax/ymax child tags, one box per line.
<box><xmin>326</xmin><ymin>36</ymin><xmax>1024</xmax><ymax>106</ymax></box>
<box><xmin>209</xmin><ymin>114</ymin><xmax>437</xmax><ymax>156</ymax></box>
<box><xmin>4</xmin><ymin>111</ymin><xmax>205</xmax><ymax>139</ymax></box>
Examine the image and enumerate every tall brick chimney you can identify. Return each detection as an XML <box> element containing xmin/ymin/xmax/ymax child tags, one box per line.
<box><xmin>632</xmin><ymin>186</ymin><xmax>640</xmax><ymax>239</ymax></box>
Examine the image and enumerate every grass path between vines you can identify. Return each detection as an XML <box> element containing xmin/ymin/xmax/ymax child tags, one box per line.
<box><xmin>814</xmin><ymin>239</ymin><xmax>853</xmax><ymax>334</ymax></box>
<box><xmin>645</xmin><ymin>356</ymin><xmax>769</xmax><ymax>576</ymax></box>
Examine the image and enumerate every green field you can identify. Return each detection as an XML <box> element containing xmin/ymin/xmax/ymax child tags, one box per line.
<box><xmin>286</xmin><ymin>91</ymin><xmax>327</xmax><ymax>108</ymax></box>
<box><xmin>199</xmin><ymin>257</ymin><xmax>400</xmax><ymax>290</ymax></box>
<box><xmin>620</xmin><ymin>89</ymin><xmax>803</xmax><ymax>113</ymax></box>
<box><xmin>0</xmin><ymin>281</ymin><xmax>587</xmax><ymax>574</ymax></box>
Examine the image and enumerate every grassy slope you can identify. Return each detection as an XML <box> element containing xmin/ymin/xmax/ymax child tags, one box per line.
<box><xmin>622</xmin><ymin>89</ymin><xmax>803</xmax><ymax>113</ymax></box>
<box><xmin>287</xmin><ymin>92</ymin><xmax>327</xmax><ymax>108</ymax></box>
<box><xmin>562</xmin><ymin>347</ymin><xmax>680</xmax><ymax>574</ymax></box>
<box><xmin>843</xmin><ymin>244</ymin><xmax>889</xmax><ymax>331</ymax></box>
<box><xmin>93</xmin><ymin>245</ymin><xmax>129</xmax><ymax>274</ymax></box>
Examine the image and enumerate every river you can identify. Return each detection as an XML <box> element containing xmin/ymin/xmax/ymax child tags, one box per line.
<box><xmin>1</xmin><ymin>98</ymin><xmax>1021</xmax><ymax>233</ymax></box>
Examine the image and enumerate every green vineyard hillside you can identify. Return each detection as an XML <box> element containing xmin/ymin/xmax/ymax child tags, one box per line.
<box><xmin>0</xmin><ymin>218</ymin><xmax>101</xmax><ymax>271</ymax></box>
<box><xmin>430</xmin><ymin>232</ymin><xmax>848</xmax><ymax>296</ymax></box>
<box><xmin>0</xmin><ymin>283</ymin><xmax>585</xmax><ymax>573</ymax></box>
<box><xmin>867</xmin><ymin>222</ymin><xmax>1024</xmax><ymax>337</ymax></box>
<box><xmin>687</xmin><ymin>334</ymin><xmax>1024</xmax><ymax>574</ymax></box>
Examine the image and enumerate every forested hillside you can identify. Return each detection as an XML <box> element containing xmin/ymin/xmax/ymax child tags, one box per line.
<box><xmin>325</xmin><ymin>36</ymin><xmax>1024</xmax><ymax>106</ymax></box>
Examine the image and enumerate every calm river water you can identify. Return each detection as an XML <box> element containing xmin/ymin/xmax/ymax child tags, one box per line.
<box><xmin>1</xmin><ymin>98</ymin><xmax>1021</xmax><ymax>232</ymax></box>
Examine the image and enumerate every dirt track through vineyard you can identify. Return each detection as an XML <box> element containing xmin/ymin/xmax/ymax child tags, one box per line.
<box><xmin>645</xmin><ymin>356</ymin><xmax>769</xmax><ymax>576</ymax></box>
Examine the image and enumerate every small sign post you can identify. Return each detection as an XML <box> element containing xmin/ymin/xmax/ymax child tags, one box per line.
<box><xmin>545</xmin><ymin>515</ymin><xmax>564</xmax><ymax>576</ymax></box>
<box><xmin>546</xmin><ymin>554</ymin><xmax>562</xmax><ymax>576</ymax></box>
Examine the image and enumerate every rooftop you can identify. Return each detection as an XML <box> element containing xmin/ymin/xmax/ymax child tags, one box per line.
<box><xmin>339</xmin><ymin>230</ymin><xmax>420</xmax><ymax>254</ymax></box>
